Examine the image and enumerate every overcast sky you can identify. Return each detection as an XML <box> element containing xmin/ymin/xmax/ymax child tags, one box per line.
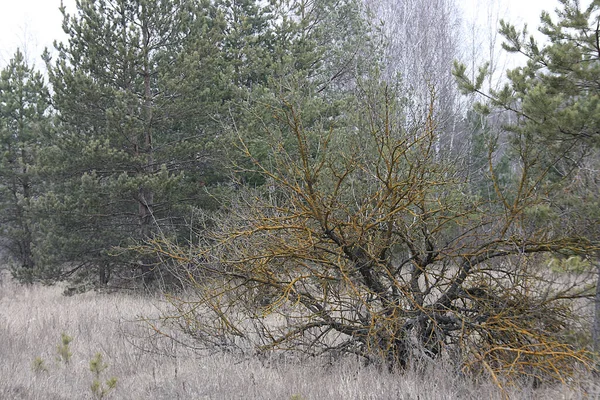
<box><xmin>0</xmin><ymin>0</ymin><xmax>75</xmax><ymax>69</ymax></box>
<box><xmin>0</xmin><ymin>0</ymin><xmax>561</xmax><ymax>71</ymax></box>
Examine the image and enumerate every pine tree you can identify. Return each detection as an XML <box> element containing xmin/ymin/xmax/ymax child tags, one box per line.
<box><xmin>453</xmin><ymin>0</ymin><xmax>600</xmax><ymax>360</ymax></box>
<box><xmin>273</xmin><ymin>0</ymin><xmax>375</xmax><ymax>94</ymax></box>
<box><xmin>0</xmin><ymin>50</ymin><xmax>51</xmax><ymax>272</ymax></box>
<box><xmin>34</xmin><ymin>0</ymin><xmax>377</xmax><ymax>287</ymax></box>
<box><xmin>219</xmin><ymin>0</ymin><xmax>275</xmax><ymax>90</ymax></box>
<box><xmin>39</xmin><ymin>0</ymin><xmax>225</xmax><ymax>285</ymax></box>
<box><xmin>219</xmin><ymin>0</ymin><xmax>378</xmax><ymax>186</ymax></box>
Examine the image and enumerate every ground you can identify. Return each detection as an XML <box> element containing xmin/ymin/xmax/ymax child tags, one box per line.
<box><xmin>0</xmin><ymin>271</ymin><xmax>597</xmax><ymax>399</ymax></box>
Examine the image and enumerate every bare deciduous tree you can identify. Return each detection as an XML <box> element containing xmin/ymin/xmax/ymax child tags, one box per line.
<box><xmin>366</xmin><ymin>0</ymin><xmax>462</xmax><ymax>149</ymax></box>
<box><xmin>150</xmin><ymin>82</ymin><xmax>595</xmax><ymax>385</ymax></box>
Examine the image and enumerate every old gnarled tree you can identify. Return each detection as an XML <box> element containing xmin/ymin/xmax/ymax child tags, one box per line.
<box><xmin>150</xmin><ymin>82</ymin><xmax>595</xmax><ymax>383</ymax></box>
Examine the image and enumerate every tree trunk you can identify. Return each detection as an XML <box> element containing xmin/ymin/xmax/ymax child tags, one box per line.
<box><xmin>593</xmin><ymin>261</ymin><xmax>600</xmax><ymax>369</ymax></box>
<box><xmin>98</xmin><ymin>264</ymin><xmax>110</xmax><ymax>286</ymax></box>
<box><xmin>20</xmin><ymin>148</ymin><xmax>34</xmax><ymax>269</ymax></box>
<box><xmin>138</xmin><ymin>7</ymin><xmax>155</xmax><ymax>286</ymax></box>
<box><xmin>10</xmin><ymin>146</ymin><xmax>34</xmax><ymax>269</ymax></box>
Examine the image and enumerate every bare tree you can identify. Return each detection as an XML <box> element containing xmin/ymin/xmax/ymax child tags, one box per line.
<box><xmin>365</xmin><ymin>0</ymin><xmax>462</xmax><ymax>150</ymax></box>
<box><xmin>148</xmin><ymin>81</ymin><xmax>595</xmax><ymax>385</ymax></box>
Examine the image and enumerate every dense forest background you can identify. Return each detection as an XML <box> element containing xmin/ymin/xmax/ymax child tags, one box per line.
<box><xmin>1</xmin><ymin>0</ymin><xmax>599</xmax><ymax>385</ymax></box>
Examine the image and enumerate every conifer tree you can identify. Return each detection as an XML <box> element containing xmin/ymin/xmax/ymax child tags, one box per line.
<box><xmin>31</xmin><ymin>0</ymin><xmax>376</xmax><ymax>287</ymax></box>
<box><xmin>39</xmin><ymin>0</ymin><xmax>224</xmax><ymax>284</ymax></box>
<box><xmin>0</xmin><ymin>50</ymin><xmax>51</xmax><ymax>272</ymax></box>
<box><xmin>273</xmin><ymin>0</ymin><xmax>374</xmax><ymax>93</ymax></box>
<box><xmin>454</xmin><ymin>0</ymin><xmax>600</xmax><ymax>359</ymax></box>
<box><xmin>219</xmin><ymin>0</ymin><xmax>275</xmax><ymax>90</ymax></box>
<box><xmin>219</xmin><ymin>0</ymin><xmax>377</xmax><ymax>185</ymax></box>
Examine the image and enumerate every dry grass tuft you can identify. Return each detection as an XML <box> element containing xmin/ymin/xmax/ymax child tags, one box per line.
<box><xmin>0</xmin><ymin>272</ymin><xmax>598</xmax><ymax>399</ymax></box>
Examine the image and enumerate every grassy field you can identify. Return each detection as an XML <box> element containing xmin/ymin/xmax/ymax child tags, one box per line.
<box><xmin>1</xmin><ymin>272</ymin><xmax>598</xmax><ymax>400</ymax></box>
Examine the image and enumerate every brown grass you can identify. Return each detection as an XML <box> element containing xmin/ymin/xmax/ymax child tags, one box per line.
<box><xmin>0</xmin><ymin>271</ymin><xmax>598</xmax><ymax>400</ymax></box>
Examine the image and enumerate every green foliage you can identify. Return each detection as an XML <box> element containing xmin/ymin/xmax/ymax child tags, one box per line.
<box><xmin>223</xmin><ymin>0</ymin><xmax>378</xmax><ymax>186</ymax></box>
<box><xmin>31</xmin><ymin>336</ymin><xmax>118</xmax><ymax>397</ymax></box>
<box><xmin>56</xmin><ymin>333</ymin><xmax>73</xmax><ymax>364</ymax></box>
<box><xmin>549</xmin><ymin>255</ymin><xmax>592</xmax><ymax>274</ymax></box>
<box><xmin>31</xmin><ymin>357</ymin><xmax>48</xmax><ymax>374</ymax></box>
<box><xmin>454</xmin><ymin>61</ymin><xmax>489</xmax><ymax>94</ymax></box>
<box><xmin>454</xmin><ymin>0</ymin><xmax>600</xmax><ymax>245</ymax></box>
<box><xmin>90</xmin><ymin>353</ymin><xmax>117</xmax><ymax>399</ymax></box>
<box><xmin>455</xmin><ymin>1</ymin><xmax>600</xmax><ymax>151</ymax></box>
<box><xmin>454</xmin><ymin>0</ymin><xmax>600</xmax><ymax>358</ymax></box>
<box><xmin>12</xmin><ymin>266</ymin><xmax>36</xmax><ymax>285</ymax></box>
<box><xmin>0</xmin><ymin>49</ymin><xmax>51</xmax><ymax>273</ymax></box>
<box><xmin>89</xmin><ymin>352</ymin><xmax>108</xmax><ymax>375</ymax></box>
<box><xmin>36</xmin><ymin>0</ymin><xmax>229</xmax><ymax>285</ymax></box>
<box><xmin>0</xmin><ymin>0</ymin><xmax>377</xmax><ymax>290</ymax></box>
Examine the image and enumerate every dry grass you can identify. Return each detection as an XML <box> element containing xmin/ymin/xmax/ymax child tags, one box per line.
<box><xmin>0</xmin><ymin>271</ymin><xmax>598</xmax><ymax>400</ymax></box>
